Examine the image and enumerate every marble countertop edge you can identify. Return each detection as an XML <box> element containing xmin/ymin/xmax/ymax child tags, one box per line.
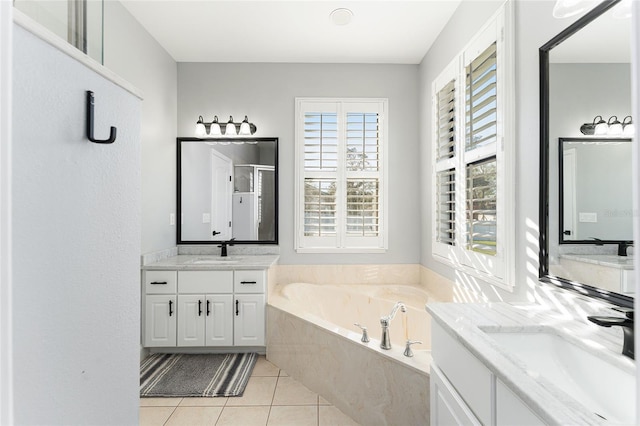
<box><xmin>141</xmin><ymin>254</ymin><xmax>280</xmax><ymax>271</ymax></box>
<box><xmin>426</xmin><ymin>302</ymin><xmax>634</xmax><ymax>425</ymax></box>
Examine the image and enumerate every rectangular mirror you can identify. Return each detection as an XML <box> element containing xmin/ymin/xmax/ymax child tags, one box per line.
<box><xmin>177</xmin><ymin>137</ymin><xmax>278</xmax><ymax>244</ymax></box>
<box><xmin>539</xmin><ymin>0</ymin><xmax>634</xmax><ymax>306</ymax></box>
<box><xmin>559</xmin><ymin>137</ymin><xmax>632</xmax><ymax>242</ymax></box>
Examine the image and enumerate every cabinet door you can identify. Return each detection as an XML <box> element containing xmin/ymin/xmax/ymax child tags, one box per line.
<box><xmin>430</xmin><ymin>365</ymin><xmax>481</xmax><ymax>426</ymax></box>
<box><xmin>234</xmin><ymin>294</ymin><xmax>265</xmax><ymax>346</ymax></box>
<box><xmin>205</xmin><ymin>294</ymin><xmax>233</xmax><ymax>346</ymax></box>
<box><xmin>177</xmin><ymin>294</ymin><xmax>205</xmax><ymax>346</ymax></box>
<box><xmin>144</xmin><ymin>295</ymin><xmax>176</xmax><ymax>347</ymax></box>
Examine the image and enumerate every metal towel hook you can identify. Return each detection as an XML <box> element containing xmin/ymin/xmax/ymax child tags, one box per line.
<box><xmin>86</xmin><ymin>91</ymin><xmax>117</xmax><ymax>144</ymax></box>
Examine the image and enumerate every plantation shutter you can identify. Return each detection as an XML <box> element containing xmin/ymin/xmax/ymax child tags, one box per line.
<box><xmin>436</xmin><ymin>169</ymin><xmax>455</xmax><ymax>245</ymax></box>
<box><xmin>466</xmin><ymin>158</ymin><xmax>497</xmax><ymax>255</ymax></box>
<box><xmin>436</xmin><ymin>79</ymin><xmax>456</xmax><ymax>161</ymax></box>
<box><xmin>465</xmin><ymin>42</ymin><xmax>497</xmax><ymax>152</ymax></box>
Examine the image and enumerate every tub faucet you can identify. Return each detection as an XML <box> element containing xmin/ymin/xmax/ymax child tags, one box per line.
<box><xmin>587</xmin><ymin>308</ymin><xmax>634</xmax><ymax>359</ymax></box>
<box><xmin>380</xmin><ymin>302</ymin><xmax>407</xmax><ymax>350</ymax></box>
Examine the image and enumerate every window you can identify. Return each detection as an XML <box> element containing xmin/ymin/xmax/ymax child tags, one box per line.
<box><xmin>295</xmin><ymin>99</ymin><xmax>388</xmax><ymax>252</ymax></box>
<box><xmin>431</xmin><ymin>4</ymin><xmax>514</xmax><ymax>289</ymax></box>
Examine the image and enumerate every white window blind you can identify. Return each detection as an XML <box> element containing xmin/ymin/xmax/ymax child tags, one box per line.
<box><xmin>436</xmin><ymin>169</ymin><xmax>456</xmax><ymax>246</ymax></box>
<box><xmin>466</xmin><ymin>158</ymin><xmax>496</xmax><ymax>255</ymax></box>
<box><xmin>296</xmin><ymin>99</ymin><xmax>387</xmax><ymax>252</ymax></box>
<box><xmin>431</xmin><ymin>3</ymin><xmax>514</xmax><ymax>289</ymax></box>
<box><xmin>436</xmin><ymin>79</ymin><xmax>456</xmax><ymax>161</ymax></box>
<box><xmin>465</xmin><ymin>42</ymin><xmax>497</xmax><ymax>152</ymax></box>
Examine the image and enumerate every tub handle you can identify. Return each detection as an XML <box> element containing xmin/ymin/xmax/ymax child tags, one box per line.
<box><xmin>404</xmin><ymin>340</ymin><xmax>423</xmax><ymax>357</ymax></box>
<box><xmin>354</xmin><ymin>323</ymin><xmax>370</xmax><ymax>343</ymax></box>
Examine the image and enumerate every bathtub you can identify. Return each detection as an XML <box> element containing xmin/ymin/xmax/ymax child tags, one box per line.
<box><xmin>267</xmin><ymin>282</ymin><xmax>435</xmax><ymax>425</ymax></box>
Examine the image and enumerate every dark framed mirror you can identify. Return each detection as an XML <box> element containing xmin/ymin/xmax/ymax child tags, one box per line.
<box><xmin>177</xmin><ymin>137</ymin><xmax>278</xmax><ymax>245</ymax></box>
<box><xmin>539</xmin><ymin>0</ymin><xmax>633</xmax><ymax>307</ymax></box>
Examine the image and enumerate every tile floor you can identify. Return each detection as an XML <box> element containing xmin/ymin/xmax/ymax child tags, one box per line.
<box><xmin>140</xmin><ymin>356</ymin><xmax>360</xmax><ymax>426</ymax></box>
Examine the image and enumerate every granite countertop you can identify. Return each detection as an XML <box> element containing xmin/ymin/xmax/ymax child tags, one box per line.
<box><xmin>561</xmin><ymin>254</ymin><xmax>635</xmax><ymax>270</ymax></box>
<box><xmin>142</xmin><ymin>254</ymin><xmax>279</xmax><ymax>271</ymax></box>
<box><xmin>426</xmin><ymin>302</ymin><xmax>636</xmax><ymax>425</ymax></box>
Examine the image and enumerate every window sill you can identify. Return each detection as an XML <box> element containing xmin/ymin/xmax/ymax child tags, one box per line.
<box><xmin>296</xmin><ymin>247</ymin><xmax>388</xmax><ymax>254</ymax></box>
<box><xmin>432</xmin><ymin>253</ymin><xmax>514</xmax><ymax>293</ymax></box>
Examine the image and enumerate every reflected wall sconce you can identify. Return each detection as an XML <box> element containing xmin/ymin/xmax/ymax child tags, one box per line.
<box><xmin>195</xmin><ymin>115</ymin><xmax>257</xmax><ymax>138</ymax></box>
<box><xmin>579</xmin><ymin>115</ymin><xmax>634</xmax><ymax>136</ymax></box>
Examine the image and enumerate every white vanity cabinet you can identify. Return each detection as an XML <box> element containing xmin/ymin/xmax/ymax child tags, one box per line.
<box><xmin>431</xmin><ymin>321</ymin><xmax>544</xmax><ymax>426</ymax></box>
<box><xmin>144</xmin><ymin>271</ymin><xmax>177</xmax><ymax>347</ymax></box>
<box><xmin>177</xmin><ymin>271</ymin><xmax>234</xmax><ymax>347</ymax></box>
<box><xmin>143</xmin><ymin>268</ymin><xmax>267</xmax><ymax>349</ymax></box>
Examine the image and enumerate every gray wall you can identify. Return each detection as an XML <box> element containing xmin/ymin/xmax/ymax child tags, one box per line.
<box><xmin>12</xmin><ymin>24</ymin><xmax>140</xmax><ymax>424</ymax></box>
<box><xmin>104</xmin><ymin>1</ymin><xmax>177</xmax><ymax>254</ymax></box>
<box><xmin>419</xmin><ymin>1</ymin><xmax>571</xmax><ymax>302</ymax></box>
<box><xmin>178</xmin><ymin>63</ymin><xmax>420</xmax><ymax>265</ymax></box>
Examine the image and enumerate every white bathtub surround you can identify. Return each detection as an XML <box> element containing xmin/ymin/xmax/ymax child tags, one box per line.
<box><xmin>420</xmin><ymin>265</ymin><xmax>454</xmax><ymax>302</ymax></box>
<box><xmin>275</xmin><ymin>264</ymin><xmax>421</xmax><ymax>286</ymax></box>
<box><xmin>427</xmin><ymin>302</ymin><xmax>636</xmax><ymax>425</ymax></box>
<box><xmin>267</xmin><ymin>282</ymin><xmax>435</xmax><ymax>425</ymax></box>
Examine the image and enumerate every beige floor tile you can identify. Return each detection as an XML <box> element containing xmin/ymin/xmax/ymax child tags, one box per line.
<box><xmin>267</xmin><ymin>405</ymin><xmax>318</xmax><ymax>426</ymax></box>
<box><xmin>319</xmin><ymin>406</ymin><xmax>360</xmax><ymax>426</ymax></box>
<box><xmin>140</xmin><ymin>397</ymin><xmax>183</xmax><ymax>407</ymax></box>
<box><xmin>252</xmin><ymin>356</ymin><xmax>281</xmax><ymax>377</ymax></box>
<box><xmin>216</xmin><ymin>406</ymin><xmax>270</xmax><ymax>426</ymax></box>
<box><xmin>278</xmin><ymin>370</ymin><xmax>289</xmax><ymax>377</ymax></box>
<box><xmin>272</xmin><ymin>376</ymin><xmax>318</xmax><ymax>406</ymax></box>
<box><xmin>164</xmin><ymin>406</ymin><xmax>222</xmax><ymax>426</ymax></box>
<box><xmin>225</xmin><ymin>376</ymin><xmax>278</xmax><ymax>406</ymax></box>
<box><xmin>318</xmin><ymin>396</ymin><xmax>331</xmax><ymax>406</ymax></box>
<box><xmin>139</xmin><ymin>406</ymin><xmax>175</xmax><ymax>426</ymax></box>
<box><xmin>179</xmin><ymin>397</ymin><xmax>228</xmax><ymax>407</ymax></box>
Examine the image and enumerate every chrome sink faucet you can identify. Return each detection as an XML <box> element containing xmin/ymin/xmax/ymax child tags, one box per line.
<box><xmin>588</xmin><ymin>307</ymin><xmax>634</xmax><ymax>359</ymax></box>
<box><xmin>380</xmin><ymin>302</ymin><xmax>406</xmax><ymax>350</ymax></box>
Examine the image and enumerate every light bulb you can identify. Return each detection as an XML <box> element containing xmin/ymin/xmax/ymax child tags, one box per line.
<box><xmin>607</xmin><ymin>116</ymin><xmax>623</xmax><ymax>136</ymax></box>
<box><xmin>209</xmin><ymin>116</ymin><xmax>221</xmax><ymax>136</ymax></box>
<box><xmin>225</xmin><ymin>116</ymin><xmax>237</xmax><ymax>136</ymax></box>
<box><xmin>195</xmin><ymin>115</ymin><xmax>206</xmax><ymax>138</ymax></box>
<box><xmin>623</xmin><ymin>116</ymin><xmax>634</xmax><ymax>136</ymax></box>
<box><xmin>594</xmin><ymin>116</ymin><xmax>608</xmax><ymax>135</ymax></box>
<box><xmin>239</xmin><ymin>116</ymin><xmax>251</xmax><ymax>135</ymax></box>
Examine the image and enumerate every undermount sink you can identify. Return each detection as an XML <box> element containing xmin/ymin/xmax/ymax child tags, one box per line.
<box><xmin>187</xmin><ymin>257</ymin><xmax>240</xmax><ymax>265</ymax></box>
<box><xmin>484</xmin><ymin>330</ymin><xmax>635</xmax><ymax>424</ymax></box>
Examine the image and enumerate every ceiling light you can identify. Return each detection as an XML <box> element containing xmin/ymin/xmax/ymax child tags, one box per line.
<box><xmin>330</xmin><ymin>8</ymin><xmax>353</xmax><ymax>26</ymax></box>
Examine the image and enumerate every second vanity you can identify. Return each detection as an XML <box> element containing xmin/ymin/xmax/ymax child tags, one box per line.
<box><xmin>427</xmin><ymin>303</ymin><xmax>636</xmax><ymax>425</ymax></box>
<box><xmin>141</xmin><ymin>254</ymin><xmax>278</xmax><ymax>352</ymax></box>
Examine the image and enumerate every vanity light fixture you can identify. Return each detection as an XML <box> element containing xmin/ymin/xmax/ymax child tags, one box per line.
<box><xmin>580</xmin><ymin>115</ymin><xmax>633</xmax><ymax>136</ymax></box>
<box><xmin>194</xmin><ymin>115</ymin><xmax>257</xmax><ymax>138</ymax></box>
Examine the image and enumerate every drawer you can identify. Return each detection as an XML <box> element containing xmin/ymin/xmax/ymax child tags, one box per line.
<box><xmin>234</xmin><ymin>270</ymin><xmax>266</xmax><ymax>293</ymax></box>
<box><xmin>178</xmin><ymin>270</ymin><xmax>233</xmax><ymax>293</ymax></box>
<box><xmin>144</xmin><ymin>270</ymin><xmax>177</xmax><ymax>294</ymax></box>
<box><xmin>432</xmin><ymin>322</ymin><xmax>492</xmax><ymax>425</ymax></box>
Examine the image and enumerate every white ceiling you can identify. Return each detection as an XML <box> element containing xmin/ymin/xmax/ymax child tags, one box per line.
<box><xmin>120</xmin><ymin>0</ymin><xmax>462</xmax><ymax>64</ymax></box>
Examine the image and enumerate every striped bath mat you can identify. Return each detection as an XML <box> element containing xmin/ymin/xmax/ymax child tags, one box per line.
<box><xmin>140</xmin><ymin>353</ymin><xmax>257</xmax><ymax>397</ymax></box>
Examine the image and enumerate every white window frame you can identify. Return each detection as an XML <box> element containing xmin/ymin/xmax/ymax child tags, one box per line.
<box><xmin>431</xmin><ymin>3</ymin><xmax>515</xmax><ymax>290</ymax></box>
<box><xmin>295</xmin><ymin>98</ymin><xmax>389</xmax><ymax>253</ymax></box>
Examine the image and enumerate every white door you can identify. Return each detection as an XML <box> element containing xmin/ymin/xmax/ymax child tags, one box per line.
<box><xmin>177</xmin><ymin>294</ymin><xmax>205</xmax><ymax>346</ymax></box>
<box><xmin>234</xmin><ymin>294</ymin><xmax>265</xmax><ymax>346</ymax></box>
<box><xmin>205</xmin><ymin>294</ymin><xmax>234</xmax><ymax>346</ymax></box>
<box><xmin>232</xmin><ymin>193</ymin><xmax>257</xmax><ymax>240</ymax></box>
<box><xmin>211</xmin><ymin>150</ymin><xmax>233</xmax><ymax>240</ymax></box>
<box><xmin>144</xmin><ymin>295</ymin><xmax>176</xmax><ymax>347</ymax></box>
<box><xmin>562</xmin><ymin>148</ymin><xmax>577</xmax><ymax>240</ymax></box>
